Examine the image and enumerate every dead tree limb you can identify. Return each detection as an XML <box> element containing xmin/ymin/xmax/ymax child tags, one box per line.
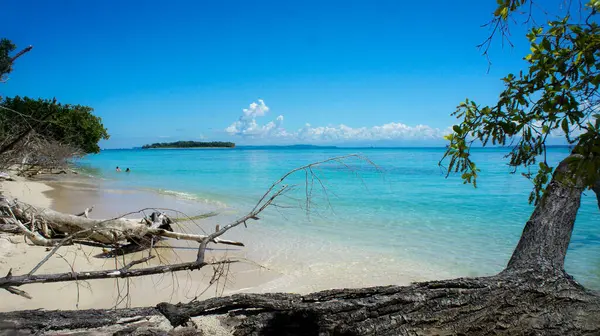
<box><xmin>0</xmin><ymin>260</ymin><xmax>236</xmax><ymax>288</ymax></box>
<box><xmin>6</xmin><ymin>203</ymin><xmax>243</xmax><ymax>246</ymax></box>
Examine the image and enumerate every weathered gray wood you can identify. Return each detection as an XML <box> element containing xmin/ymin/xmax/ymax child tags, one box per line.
<box><xmin>0</xmin><ymin>307</ymin><xmax>158</xmax><ymax>334</ymax></box>
<box><xmin>0</xmin><ymin>260</ymin><xmax>234</xmax><ymax>288</ymax></box>
<box><xmin>7</xmin><ymin>203</ymin><xmax>243</xmax><ymax>246</ymax></box>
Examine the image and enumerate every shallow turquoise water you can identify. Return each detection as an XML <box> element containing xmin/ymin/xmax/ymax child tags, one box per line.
<box><xmin>78</xmin><ymin>147</ymin><xmax>600</xmax><ymax>289</ymax></box>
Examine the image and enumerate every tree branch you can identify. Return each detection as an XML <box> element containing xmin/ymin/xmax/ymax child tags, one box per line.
<box><xmin>0</xmin><ymin>260</ymin><xmax>236</xmax><ymax>288</ymax></box>
<box><xmin>9</xmin><ymin>45</ymin><xmax>33</xmax><ymax>63</ymax></box>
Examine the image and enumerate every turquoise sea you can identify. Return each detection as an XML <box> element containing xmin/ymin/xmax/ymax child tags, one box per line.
<box><xmin>78</xmin><ymin>147</ymin><xmax>600</xmax><ymax>290</ymax></box>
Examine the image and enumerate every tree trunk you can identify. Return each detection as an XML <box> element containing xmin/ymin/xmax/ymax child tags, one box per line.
<box><xmin>2</xmin><ymin>156</ymin><xmax>599</xmax><ymax>335</ymax></box>
<box><xmin>0</xmin><ymin>307</ymin><xmax>158</xmax><ymax>334</ymax></box>
<box><xmin>505</xmin><ymin>158</ymin><xmax>585</xmax><ymax>272</ymax></box>
<box><xmin>2</xmin><ymin>273</ymin><xmax>599</xmax><ymax>335</ymax></box>
<box><xmin>593</xmin><ymin>180</ymin><xmax>600</xmax><ymax>210</ymax></box>
<box><xmin>159</xmin><ymin>274</ymin><xmax>600</xmax><ymax>336</ymax></box>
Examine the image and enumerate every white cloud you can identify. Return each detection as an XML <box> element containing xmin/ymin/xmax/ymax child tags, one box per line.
<box><xmin>225</xmin><ymin>100</ymin><xmax>450</xmax><ymax>143</ymax></box>
<box><xmin>294</xmin><ymin>122</ymin><xmax>445</xmax><ymax>142</ymax></box>
<box><xmin>226</xmin><ymin>100</ymin><xmax>279</xmax><ymax>136</ymax></box>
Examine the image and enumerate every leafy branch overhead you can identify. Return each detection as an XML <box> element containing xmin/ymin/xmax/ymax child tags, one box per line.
<box><xmin>442</xmin><ymin>0</ymin><xmax>600</xmax><ymax>204</ymax></box>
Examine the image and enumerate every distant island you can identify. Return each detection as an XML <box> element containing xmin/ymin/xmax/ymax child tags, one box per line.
<box><xmin>142</xmin><ymin>141</ymin><xmax>235</xmax><ymax>149</ymax></box>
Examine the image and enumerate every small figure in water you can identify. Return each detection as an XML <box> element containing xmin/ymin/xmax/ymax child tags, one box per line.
<box><xmin>126</xmin><ymin>168</ymin><xmax>130</xmax><ymax>173</ymax></box>
<box><xmin>116</xmin><ymin>166</ymin><xmax>121</xmax><ymax>172</ymax></box>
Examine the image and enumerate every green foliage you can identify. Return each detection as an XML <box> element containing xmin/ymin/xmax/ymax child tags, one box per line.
<box><xmin>0</xmin><ymin>38</ymin><xmax>17</xmax><ymax>81</ymax></box>
<box><xmin>443</xmin><ymin>0</ymin><xmax>600</xmax><ymax>204</ymax></box>
<box><xmin>142</xmin><ymin>141</ymin><xmax>235</xmax><ymax>149</ymax></box>
<box><xmin>1</xmin><ymin>96</ymin><xmax>109</xmax><ymax>154</ymax></box>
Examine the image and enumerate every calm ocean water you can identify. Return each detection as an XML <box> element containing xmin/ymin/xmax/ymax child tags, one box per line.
<box><xmin>77</xmin><ymin>147</ymin><xmax>600</xmax><ymax>289</ymax></box>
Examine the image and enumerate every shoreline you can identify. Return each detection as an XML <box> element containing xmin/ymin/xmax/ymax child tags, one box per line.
<box><xmin>0</xmin><ymin>171</ymin><xmax>455</xmax><ymax>311</ymax></box>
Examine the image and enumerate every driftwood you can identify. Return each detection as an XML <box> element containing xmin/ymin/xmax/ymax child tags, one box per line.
<box><xmin>6</xmin><ymin>202</ymin><xmax>243</xmax><ymax>246</ymax></box>
<box><xmin>0</xmin><ymin>199</ymin><xmax>245</xmax><ymax>261</ymax></box>
<box><xmin>2</xmin><ymin>155</ymin><xmax>599</xmax><ymax>335</ymax></box>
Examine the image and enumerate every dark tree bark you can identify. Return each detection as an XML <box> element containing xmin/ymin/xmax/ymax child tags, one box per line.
<box><xmin>506</xmin><ymin>158</ymin><xmax>585</xmax><ymax>272</ymax></box>
<box><xmin>0</xmin><ymin>307</ymin><xmax>157</xmax><ymax>334</ymax></box>
<box><xmin>158</xmin><ymin>274</ymin><xmax>600</xmax><ymax>336</ymax></box>
<box><xmin>592</xmin><ymin>180</ymin><xmax>600</xmax><ymax>210</ymax></box>
<box><xmin>3</xmin><ymin>273</ymin><xmax>599</xmax><ymax>335</ymax></box>
<box><xmin>1</xmin><ymin>156</ymin><xmax>599</xmax><ymax>335</ymax></box>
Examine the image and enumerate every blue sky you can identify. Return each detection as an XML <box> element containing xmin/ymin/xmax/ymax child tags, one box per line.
<box><xmin>2</xmin><ymin>0</ymin><xmax>539</xmax><ymax>148</ymax></box>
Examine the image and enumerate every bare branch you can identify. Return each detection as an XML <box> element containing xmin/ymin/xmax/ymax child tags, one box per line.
<box><xmin>9</xmin><ymin>45</ymin><xmax>33</xmax><ymax>63</ymax></box>
<box><xmin>0</xmin><ymin>260</ymin><xmax>236</xmax><ymax>288</ymax></box>
<box><xmin>75</xmin><ymin>206</ymin><xmax>94</xmax><ymax>218</ymax></box>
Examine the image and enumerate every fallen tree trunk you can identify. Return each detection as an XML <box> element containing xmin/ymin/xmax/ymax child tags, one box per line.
<box><xmin>0</xmin><ymin>307</ymin><xmax>158</xmax><ymax>334</ymax></box>
<box><xmin>160</xmin><ymin>271</ymin><xmax>600</xmax><ymax>335</ymax></box>
<box><xmin>2</xmin><ymin>271</ymin><xmax>599</xmax><ymax>335</ymax></box>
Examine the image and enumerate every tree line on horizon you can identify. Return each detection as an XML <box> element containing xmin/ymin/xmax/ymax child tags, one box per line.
<box><xmin>141</xmin><ymin>140</ymin><xmax>235</xmax><ymax>149</ymax></box>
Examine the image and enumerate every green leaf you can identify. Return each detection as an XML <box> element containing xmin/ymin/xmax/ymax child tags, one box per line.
<box><xmin>561</xmin><ymin>118</ymin><xmax>569</xmax><ymax>134</ymax></box>
<box><xmin>542</xmin><ymin>125</ymin><xmax>549</xmax><ymax>134</ymax></box>
<box><xmin>541</xmin><ymin>38</ymin><xmax>551</xmax><ymax>50</ymax></box>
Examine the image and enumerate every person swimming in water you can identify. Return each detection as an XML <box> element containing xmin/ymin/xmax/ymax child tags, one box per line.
<box><xmin>116</xmin><ymin>166</ymin><xmax>121</xmax><ymax>172</ymax></box>
<box><xmin>126</xmin><ymin>168</ymin><xmax>130</xmax><ymax>173</ymax></box>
